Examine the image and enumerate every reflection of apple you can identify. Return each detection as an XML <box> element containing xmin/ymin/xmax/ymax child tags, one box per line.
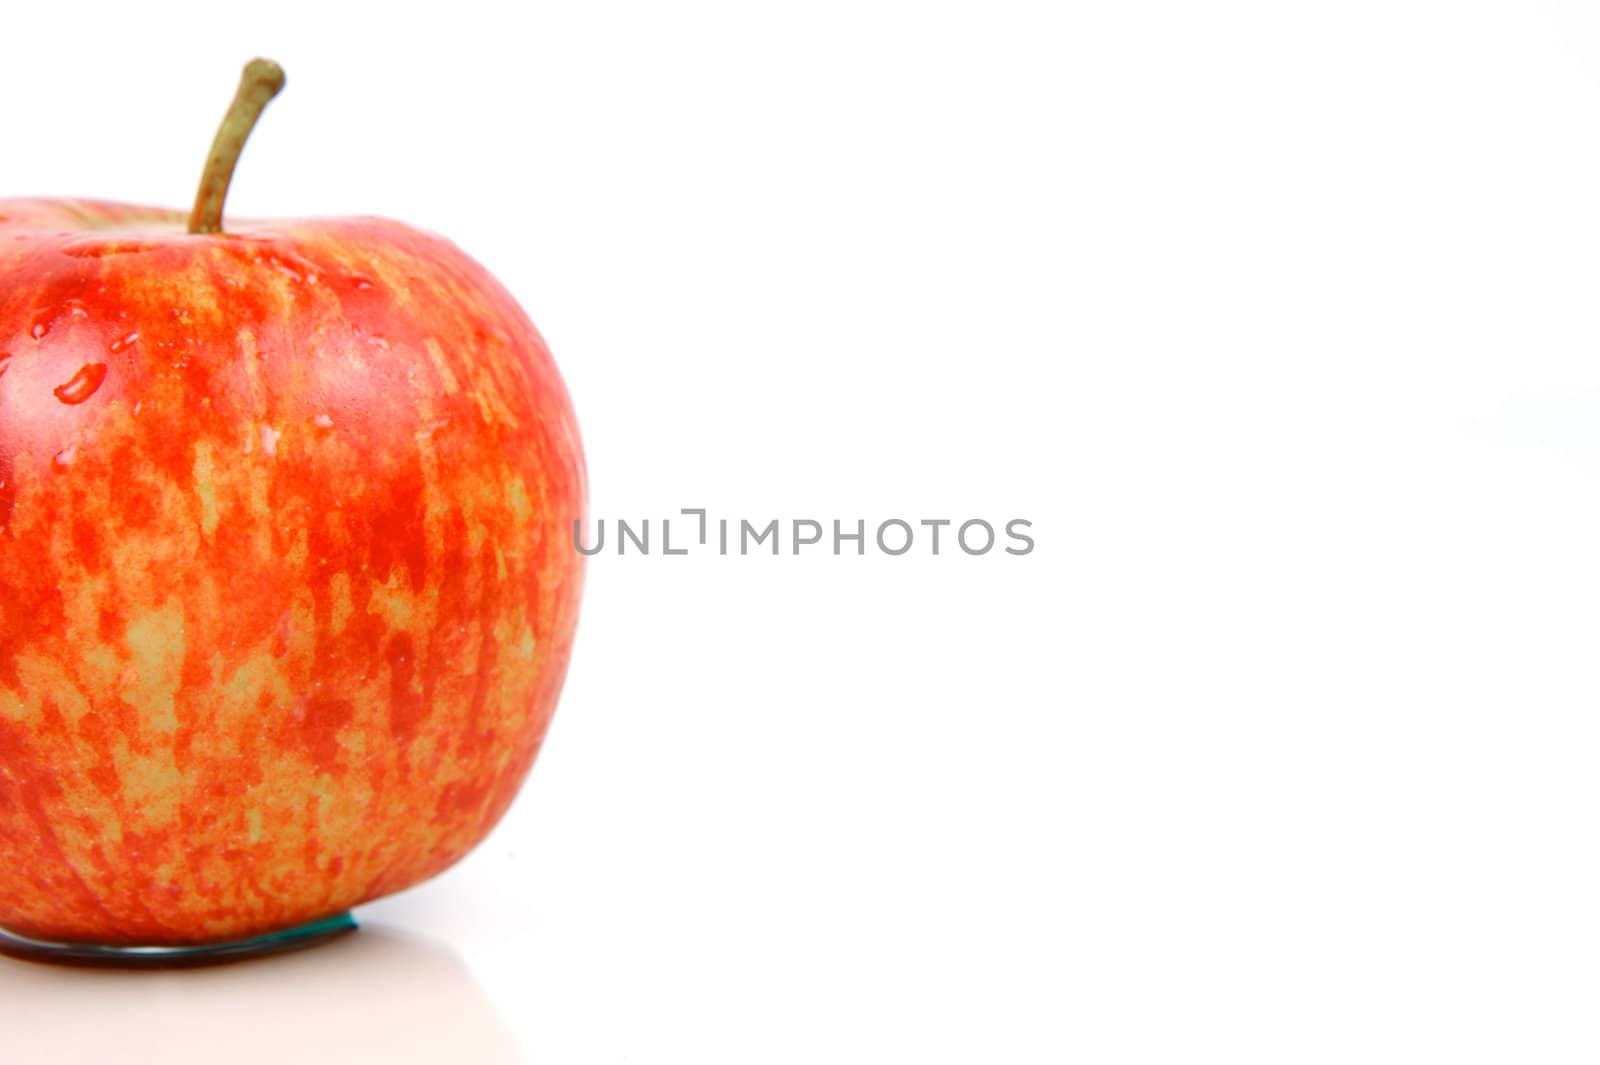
<box><xmin>0</xmin><ymin>60</ymin><xmax>585</xmax><ymax>947</ymax></box>
<box><xmin>0</xmin><ymin>923</ymin><xmax>525</xmax><ymax>1063</ymax></box>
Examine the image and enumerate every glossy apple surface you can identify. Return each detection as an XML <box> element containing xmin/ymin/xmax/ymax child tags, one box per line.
<box><xmin>0</xmin><ymin>199</ymin><xmax>585</xmax><ymax>945</ymax></box>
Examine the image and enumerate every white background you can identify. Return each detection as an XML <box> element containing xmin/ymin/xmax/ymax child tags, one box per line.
<box><xmin>3</xmin><ymin>0</ymin><xmax>1600</xmax><ymax>1060</ymax></box>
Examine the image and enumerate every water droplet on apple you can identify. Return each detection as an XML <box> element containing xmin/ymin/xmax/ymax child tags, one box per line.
<box><xmin>313</xmin><ymin>413</ymin><xmax>334</xmax><ymax>430</ymax></box>
<box><xmin>415</xmin><ymin>417</ymin><xmax>451</xmax><ymax>441</ymax></box>
<box><xmin>53</xmin><ymin>445</ymin><xmax>77</xmax><ymax>468</ymax></box>
<box><xmin>53</xmin><ymin>363</ymin><xmax>108</xmax><ymax>405</ymax></box>
<box><xmin>260</xmin><ymin>424</ymin><xmax>281</xmax><ymax>457</ymax></box>
<box><xmin>29</xmin><ymin>318</ymin><xmax>49</xmax><ymax>341</ymax></box>
<box><xmin>265</xmin><ymin>254</ymin><xmax>304</xmax><ymax>284</ymax></box>
<box><xmin>109</xmin><ymin>330</ymin><xmax>140</xmax><ymax>353</ymax></box>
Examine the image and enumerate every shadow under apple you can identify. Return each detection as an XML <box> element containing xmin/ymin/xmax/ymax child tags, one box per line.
<box><xmin>0</xmin><ymin>922</ymin><xmax>524</xmax><ymax>1065</ymax></box>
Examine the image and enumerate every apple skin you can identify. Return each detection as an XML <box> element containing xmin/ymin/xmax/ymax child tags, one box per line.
<box><xmin>0</xmin><ymin>198</ymin><xmax>585</xmax><ymax>945</ymax></box>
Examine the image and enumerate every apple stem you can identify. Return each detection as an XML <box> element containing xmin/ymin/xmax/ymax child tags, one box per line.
<box><xmin>186</xmin><ymin>59</ymin><xmax>286</xmax><ymax>236</ymax></box>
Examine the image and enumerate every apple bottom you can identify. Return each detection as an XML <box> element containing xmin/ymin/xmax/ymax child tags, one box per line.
<box><xmin>0</xmin><ymin>910</ymin><xmax>356</xmax><ymax>968</ymax></box>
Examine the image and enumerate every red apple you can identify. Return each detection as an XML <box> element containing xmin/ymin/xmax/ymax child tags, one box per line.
<box><xmin>0</xmin><ymin>60</ymin><xmax>586</xmax><ymax>947</ymax></box>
